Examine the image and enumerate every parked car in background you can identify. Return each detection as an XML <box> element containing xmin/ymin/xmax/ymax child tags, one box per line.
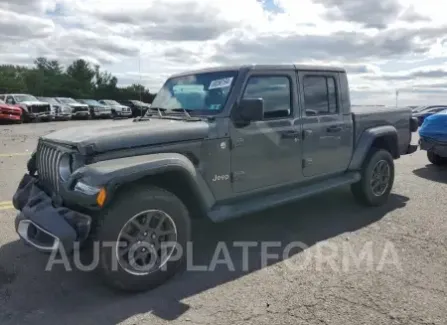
<box><xmin>0</xmin><ymin>94</ymin><xmax>52</xmax><ymax>122</ymax></box>
<box><xmin>118</xmin><ymin>99</ymin><xmax>151</xmax><ymax>117</ymax></box>
<box><xmin>55</xmin><ymin>97</ymin><xmax>90</xmax><ymax>119</ymax></box>
<box><xmin>419</xmin><ymin>109</ymin><xmax>447</xmax><ymax>165</ymax></box>
<box><xmin>0</xmin><ymin>98</ymin><xmax>22</xmax><ymax>123</ymax></box>
<box><xmin>77</xmin><ymin>99</ymin><xmax>112</xmax><ymax>119</ymax></box>
<box><xmin>412</xmin><ymin>105</ymin><xmax>447</xmax><ymax>126</ymax></box>
<box><xmin>98</xmin><ymin>99</ymin><xmax>132</xmax><ymax>118</ymax></box>
<box><xmin>37</xmin><ymin>97</ymin><xmax>72</xmax><ymax>121</ymax></box>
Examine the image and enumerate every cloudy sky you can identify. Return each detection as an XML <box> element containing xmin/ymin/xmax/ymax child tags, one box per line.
<box><xmin>1</xmin><ymin>0</ymin><xmax>447</xmax><ymax>105</ymax></box>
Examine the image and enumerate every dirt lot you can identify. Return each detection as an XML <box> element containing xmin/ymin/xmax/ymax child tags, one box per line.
<box><xmin>0</xmin><ymin>120</ymin><xmax>446</xmax><ymax>325</ymax></box>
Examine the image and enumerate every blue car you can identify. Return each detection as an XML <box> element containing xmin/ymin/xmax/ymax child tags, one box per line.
<box><xmin>412</xmin><ymin>105</ymin><xmax>447</xmax><ymax>126</ymax></box>
<box><xmin>419</xmin><ymin>109</ymin><xmax>447</xmax><ymax>165</ymax></box>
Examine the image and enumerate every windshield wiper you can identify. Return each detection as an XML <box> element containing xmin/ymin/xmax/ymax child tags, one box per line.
<box><xmin>149</xmin><ymin>107</ymin><xmax>166</xmax><ymax>117</ymax></box>
<box><xmin>170</xmin><ymin>108</ymin><xmax>193</xmax><ymax>119</ymax></box>
<box><xmin>134</xmin><ymin>107</ymin><xmax>166</xmax><ymax>121</ymax></box>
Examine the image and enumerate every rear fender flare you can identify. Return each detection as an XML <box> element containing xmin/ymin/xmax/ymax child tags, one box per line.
<box><xmin>348</xmin><ymin>125</ymin><xmax>398</xmax><ymax>170</ymax></box>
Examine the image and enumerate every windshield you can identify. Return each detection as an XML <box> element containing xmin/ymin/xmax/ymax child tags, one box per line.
<box><xmin>83</xmin><ymin>99</ymin><xmax>101</xmax><ymax>105</ymax></box>
<box><xmin>150</xmin><ymin>70</ymin><xmax>238</xmax><ymax>115</ymax></box>
<box><xmin>58</xmin><ymin>98</ymin><xmax>78</xmax><ymax>104</ymax></box>
<box><xmin>103</xmin><ymin>100</ymin><xmax>120</xmax><ymax>105</ymax></box>
<box><xmin>15</xmin><ymin>94</ymin><xmax>38</xmax><ymax>102</ymax></box>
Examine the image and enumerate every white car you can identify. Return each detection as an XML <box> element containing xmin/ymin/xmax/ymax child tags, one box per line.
<box><xmin>37</xmin><ymin>97</ymin><xmax>72</xmax><ymax>121</ymax></box>
<box><xmin>98</xmin><ymin>99</ymin><xmax>132</xmax><ymax>118</ymax></box>
<box><xmin>55</xmin><ymin>97</ymin><xmax>90</xmax><ymax>119</ymax></box>
<box><xmin>0</xmin><ymin>93</ymin><xmax>52</xmax><ymax>122</ymax></box>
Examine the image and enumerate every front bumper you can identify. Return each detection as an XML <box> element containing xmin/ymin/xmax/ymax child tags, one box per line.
<box><xmin>55</xmin><ymin>113</ymin><xmax>72</xmax><ymax>120</ymax></box>
<box><xmin>30</xmin><ymin>112</ymin><xmax>53</xmax><ymax>120</ymax></box>
<box><xmin>95</xmin><ymin>110</ymin><xmax>112</xmax><ymax>117</ymax></box>
<box><xmin>12</xmin><ymin>174</ymin><xmax>91</xmax><ymax>254</ymax></box>
<box><xmin>0</xmin><ymin>112</ymin><xmax>21</xmax><ymax>121</ymax></box>
<box><xmin>116</xmin><ymin>110</ymin><xmax>132</xmax><ymax>117</ymax></box>
<box><xmin>419</xmin><ymin>137</ymin><xmax>447</xmax><ymax>157</ymax></box>
<box><xmin>73</xmin><ymin>111</ymin><xmax>90</xmax><ymax>117</ymax></box>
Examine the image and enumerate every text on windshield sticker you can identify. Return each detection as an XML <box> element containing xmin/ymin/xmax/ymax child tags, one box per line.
<box><xmin>209</xmin><ymin>77</ymin><xmax>233</xmax><ymax>90</ymax></box>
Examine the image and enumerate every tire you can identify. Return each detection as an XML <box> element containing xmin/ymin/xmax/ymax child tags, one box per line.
<box><xmin>95</xmin><ymin>185</ymin><xmax>191</xmax><ymax>292</ymax></box>
<box><xmin>21</xmin><ymin>109</ymin><xmax>30</xmax><ymax>123</ymax></box>
<box><xmin>427</xmin><ymin>150</ymin><xmax>447</xmax><ymax>166</ymax></box>
<box><xmin>351</xmin><ymin>148</ymin><xmax>395</xmax><ymax>206</ymax></box>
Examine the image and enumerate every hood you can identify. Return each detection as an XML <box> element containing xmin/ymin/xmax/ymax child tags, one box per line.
<box><xmin>106</xmin><ymin>103</ymin><xmax>127</xmax><ymax>108</ymax></box>
<box><xmin>0</xmin><ymin>103</ymin><xmax>20</xmax><ymax>111</ymax></box>
<box><xmin>42</xmin><ymin>118</ymin><xmax>210</xmax><ymax>154</ymax></box>
<box><xmin>19</xmin><ymin>101</ymin><xmax>48</xmax><ymax>106</ymax></box>
<box><xmin>68</xmin><ymin>103</ymin><xmax>89</xmax><ymax>108</ymax></box>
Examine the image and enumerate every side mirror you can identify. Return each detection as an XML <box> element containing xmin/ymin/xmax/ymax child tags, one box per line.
<box><xmin>237</xmin><ymin>98</ymin><xmax>264</xmax><ymax>122</ymax></box>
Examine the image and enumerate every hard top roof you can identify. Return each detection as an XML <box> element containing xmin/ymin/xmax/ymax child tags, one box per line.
<box><xmin>170</xmin><ymin>64</ymin><xmax>346</xmax><ymax>78</ymax></box>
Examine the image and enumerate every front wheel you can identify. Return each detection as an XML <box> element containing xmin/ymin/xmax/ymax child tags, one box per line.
<box><xmin>427</xmin><ymin>150</ymin><xmax>447</xmax><ymax>166</ymax></box>
<box><xmin>351</xmin><ymin>149</ymin><xmax>395</xmax><ymax>206</ymax></box>
<box><xmin>95</xmin><ymin>186</ymin><xmax>191</xmax><ymax>292</ymax></box>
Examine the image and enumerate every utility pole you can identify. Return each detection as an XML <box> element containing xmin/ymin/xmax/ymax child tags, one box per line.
<box><xmin>138</xmin><ymin>49</ymin><xmax>143</xmax><ymax>117</ymax></box>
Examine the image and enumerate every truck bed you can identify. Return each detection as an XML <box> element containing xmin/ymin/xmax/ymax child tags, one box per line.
<box><xmin>351</xmin><ymin>106</ymin><xmax>412</xmax><ymax>155</ymax></box>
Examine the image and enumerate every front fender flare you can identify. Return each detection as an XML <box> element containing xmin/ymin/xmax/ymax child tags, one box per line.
<box><xmin>69</xmin><ymin>153</ymin><xmax>215</xmax><ymax>211</ymax></box>
<box><xmin>348</xmin><ymin>125</ymin><xmax>398</xmax><ymax>170</ymax></box>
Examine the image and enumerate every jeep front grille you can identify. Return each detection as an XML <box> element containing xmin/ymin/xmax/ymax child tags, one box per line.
<box><xmin>36</xmin><ymin>141</ymin><xmax>63</xmax><ymax>193</ymax></box>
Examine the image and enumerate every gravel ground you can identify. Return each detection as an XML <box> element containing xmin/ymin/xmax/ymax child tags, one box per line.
<box><xmin>0</xmin><ymin>120</ymin><xmax>446</xmax><ymax>325</ymax></box>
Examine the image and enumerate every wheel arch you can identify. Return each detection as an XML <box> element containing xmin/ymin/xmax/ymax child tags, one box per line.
<box><xmin>74</xmin><ymin>153</ymin><xmax>216</xmax><ymax>219</ymax></box>
<box><xmin>349</xmin><ymin>125</ymin><xmax>399</xmax><ymax>170</ymax></box>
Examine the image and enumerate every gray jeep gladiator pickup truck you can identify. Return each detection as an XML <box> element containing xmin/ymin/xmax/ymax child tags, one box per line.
<box><xmin>12</xmin><ymin>64</ymin><xmax>418</xmax><ymax>292</ymax></box>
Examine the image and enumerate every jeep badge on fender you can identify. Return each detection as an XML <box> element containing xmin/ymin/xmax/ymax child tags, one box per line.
<box><xmin>212</xmin><ymin>174</ymin><xmax>230</xmax><ymax>182</ymax></box>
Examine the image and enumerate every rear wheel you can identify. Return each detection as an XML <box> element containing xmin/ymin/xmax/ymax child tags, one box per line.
<box><xmin>351</xmin><ymin>148</ymin><xmax>395</xmax><ymax>206</ymax></box>
<box><xmin>95</xmin><ymin>186</ymin><xmax>190</xmax><ymax>292</ymax></box>
<box><xmin>427</xmin><ymin>150</ymin><xmax>447</xmax><ymax>166</ymax></box>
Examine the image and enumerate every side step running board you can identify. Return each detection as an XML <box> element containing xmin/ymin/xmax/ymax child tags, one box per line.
<box><xmin>208</xmin><ymin>172</ymin><xmax>361</xmax><ymax>223</ymax></box>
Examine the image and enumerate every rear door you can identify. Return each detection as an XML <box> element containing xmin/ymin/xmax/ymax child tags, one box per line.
<box><xmin>298</xmin><ymin>71</ymin><xmax>353</xmax><ymax>177</ymax></box>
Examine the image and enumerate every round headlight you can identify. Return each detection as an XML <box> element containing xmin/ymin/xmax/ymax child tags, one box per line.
<box><xmin>59</xmin><ymin>153</ymin><xmax>73</xmax><ymax>182</ymax></box>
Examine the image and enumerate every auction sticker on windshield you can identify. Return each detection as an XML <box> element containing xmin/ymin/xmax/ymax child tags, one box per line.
<box><xmin>209</xmin><ymin>77</ymin><xmax>233</xmax><ymax>90</ymax></box>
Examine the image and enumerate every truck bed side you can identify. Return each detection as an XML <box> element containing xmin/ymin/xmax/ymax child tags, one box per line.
<box><xmin>351</xmin><ymin>106</ymin><xmax>412</xmax><ymax>155</ymax></box>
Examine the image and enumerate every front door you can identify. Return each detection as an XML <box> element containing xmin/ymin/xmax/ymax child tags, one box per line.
<box><xmin>229</xmin><ymin>71</ymin><xmax>302</xmax><ymax>193</ymax></box>
<box><xmin>297</xmin><ymin>71</ymin><xmax>352</xmax><ymax>177</ymax></box>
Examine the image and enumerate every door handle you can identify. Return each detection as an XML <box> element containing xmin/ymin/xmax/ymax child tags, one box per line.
<box><xmin>327</xmin><ymin>125</ymin><xmax>343</xmax><ymax>133</ymax></box>
<box><xmin>281</xmin><ymin>130</ymin><xmax>300</xmax><ymax>139</ymax></box>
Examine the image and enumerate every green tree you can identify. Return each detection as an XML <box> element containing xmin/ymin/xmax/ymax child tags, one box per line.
<box><xmin>66</xmin><ymin>59</ymin><xmax>95</xmax><ymax>97</ymax></box>
<box><xmin>0</xmin><ymin>57</ymin><xmax>156</xmax><ymax>102</ymax></box>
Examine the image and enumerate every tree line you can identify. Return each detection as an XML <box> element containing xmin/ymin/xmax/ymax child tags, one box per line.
<box><xmin>0</xmin><ymin>57</ymin><xmax>156</xmax><ymax>103</ymax></box>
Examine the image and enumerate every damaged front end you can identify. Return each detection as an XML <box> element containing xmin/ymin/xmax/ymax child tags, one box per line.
<box><xmin>13</xmin><ymin>151</ymin><xmax>92</xmax><ymax>254</ymax></box>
